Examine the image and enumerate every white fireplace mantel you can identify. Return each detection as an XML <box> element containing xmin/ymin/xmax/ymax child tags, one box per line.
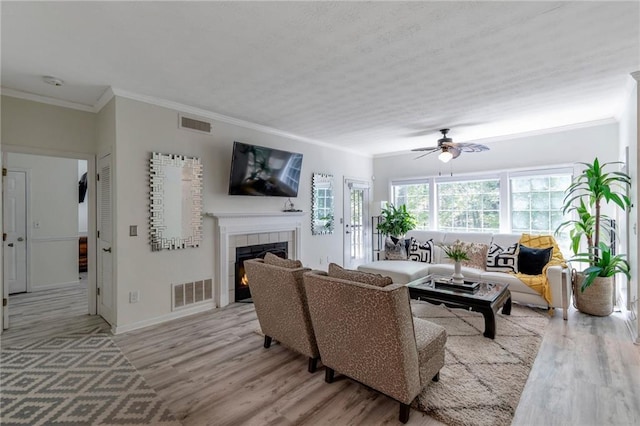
<box><xmin>206</xmin><ymin>211</ymin><xmax>304</xmax><ymax>307</ymax></box>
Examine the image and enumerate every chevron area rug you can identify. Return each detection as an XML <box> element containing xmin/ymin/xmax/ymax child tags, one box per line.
<box><xmin>411</xmin><ymin>301</ymin><xmax>549</xmax><ymax>426</ymax></box>
<box><xmin>0</xmin><ymin>329</ymin><xmax>179</xmax><ymax>425</ymax></box>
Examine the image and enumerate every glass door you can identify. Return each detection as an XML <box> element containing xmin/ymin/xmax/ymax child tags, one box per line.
<box><xmin>343</xmin><ymin>179</ymin><xmax>370</xmax><ymax>269</ymax></box>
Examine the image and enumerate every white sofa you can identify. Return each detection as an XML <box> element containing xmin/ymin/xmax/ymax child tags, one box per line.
<box><xmin>358</xmin><ymin>230</ymin><xmax>571</xmax><ymax>319</ymax></box>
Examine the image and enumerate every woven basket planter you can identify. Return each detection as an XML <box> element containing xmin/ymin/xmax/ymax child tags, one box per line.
<box><xmin>574</xmin><ymin>274</ymin><xmax>614</xmax><ymax>316</ymax></box>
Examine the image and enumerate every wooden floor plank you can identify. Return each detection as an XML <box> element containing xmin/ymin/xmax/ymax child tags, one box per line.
<box><xmin>1</xmin><ymin>276</ymin><xmax>109</xmax><ymax>349</ymax></box>
<box><xmin>2</xmin><ymin>283</ymin><xmax>638</xmax><ymax>425</ymax></box>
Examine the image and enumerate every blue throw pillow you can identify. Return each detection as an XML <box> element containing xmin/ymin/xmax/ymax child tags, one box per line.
<box><xmin>517</xmin><ymin>245</ymin><xmax>552</xmax><ymax>275</ymax></box>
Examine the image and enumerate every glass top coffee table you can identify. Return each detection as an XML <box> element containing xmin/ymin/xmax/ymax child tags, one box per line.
<box><xmin>407</xmin><ymin>275</ymin><xmax>511</xmax><ymax>339</ymax></box>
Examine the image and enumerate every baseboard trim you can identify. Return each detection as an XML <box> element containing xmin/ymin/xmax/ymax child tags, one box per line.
<box><xmin>111</xmin><ymin>303</ymin><xmax>215</xmax><ymax>335</ymax></box>
<box><xmin>29</xmin><ymin>280</ymin><xmax>81</xmax><ymax>292</ymax></box>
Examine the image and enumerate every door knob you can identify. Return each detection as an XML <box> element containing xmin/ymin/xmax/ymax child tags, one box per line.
<box><xmin>17</xmin><ymin>237</ymin><xmax>24</xmax><ymax>242</ymax></box>
<box><xmin>102</xmin><ymin>247</ymin><xmax>112</xmax><ymax>253</ymax></box>
<box><xmin>7</xmin><ymin>243</ymin><xmax>13</xmax><ymax>247</ymax></box>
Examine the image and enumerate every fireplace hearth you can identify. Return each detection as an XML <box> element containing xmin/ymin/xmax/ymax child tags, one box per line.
<box><xmin>235</xmin><ymin>242</ymin><xmax>288</xmax><ymax>302</ymax></box>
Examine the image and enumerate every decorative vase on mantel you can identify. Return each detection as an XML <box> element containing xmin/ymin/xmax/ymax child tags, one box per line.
<box><xmin>452</xmin><ymin>261</ymin><xmax>465</xmax><ymax>284</ymax></box>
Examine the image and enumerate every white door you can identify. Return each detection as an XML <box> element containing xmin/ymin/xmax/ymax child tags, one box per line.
<box><xmin>343</xmin><ymin>179</ymin><xmax>370</xmax><ymax>269</ymax></box>
<box><xmin>97</xmin><ymin>154</ymin><xmax>115</xmax><ymax>325</ymax></box>
<box><xmin>3</xmin><ymin>170</ymin><xmax>28</xmax><ymax>295</ymax></box>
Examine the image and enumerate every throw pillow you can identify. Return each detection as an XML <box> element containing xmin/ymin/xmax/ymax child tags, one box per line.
<box><xmin>486</xmin><ymin>242</ymin><xmax>520</xmax><ymax>273</ymax></box>
<box><xmin>328</xmin><ymin>263</ymin><xmax>393</xmax><ymax>287</ymax></box>
<box><xmin>384</xmin><ymin>236</ymin><xmax>407</xmax><ymax>260</ymax></box>
<box><xmin>517</xmin><ymin>245</ymin><xmax>552</xmax><ymax>275</ymax></box>
<box><xmin>390</xmin><ymin>236</ymin><xmax>412</xmax><ymax>253</ymax></box>
<box><xmin>408</xmin><ymin>237</ymin><xmax>435</xmax><ymax>263</ymax></box>
<box><xmin>464</xmin><ymin>242</ymin><xmax>489</xmax><ymax>270</ymax></box>
<box><xmin>263</xmin><ymin>252</ymin><xmax>303</xmax><ymax>269</ymax></box>
<box><xmin>441</xmin><ymin>241</ymin><xmax>489</xmax><ymax>270</ymax></box>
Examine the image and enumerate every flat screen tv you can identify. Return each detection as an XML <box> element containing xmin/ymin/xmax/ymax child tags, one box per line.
<box><xmin>228</xmin><ymin>141</ymin><xmax>303</xmax><ymax>197</ymax></box>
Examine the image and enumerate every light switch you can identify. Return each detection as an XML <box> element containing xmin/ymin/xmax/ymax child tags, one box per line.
<box><xmin>129</xmin><ymin>225</ymin><xmax>138</xmax><ymax>237</ymax></box>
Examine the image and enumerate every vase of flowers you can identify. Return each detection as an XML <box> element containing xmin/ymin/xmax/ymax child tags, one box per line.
<box><xmin>452</xmin><ymin>261</ymin><xmax>464</xmax><ymax>284</ymax></box>
<box><xmin>441</xmin><ymin>240</ymin><xmax>470</xmax><ymax>284</ymax></box>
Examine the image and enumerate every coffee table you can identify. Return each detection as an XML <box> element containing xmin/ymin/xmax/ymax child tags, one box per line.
<box><xmin>407</xmin><ymin>275</ymin><xmax>511</xmax><ymax>339</ymax></box>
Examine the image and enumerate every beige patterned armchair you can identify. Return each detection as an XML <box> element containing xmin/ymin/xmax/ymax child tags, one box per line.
<box><xmin>244</xmin><ymin>258</ymin><xmax>320</xmax><ymax>373</ymax></box>
<box><xmin>303</xmin><ymin>270</ymin><xmax>447</xmax><ymax>423</ymax></box>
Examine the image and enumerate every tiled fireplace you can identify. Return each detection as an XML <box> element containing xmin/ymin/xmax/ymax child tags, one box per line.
<box><xmin>209</xmin><ymin>212</ymin><xmax>304</xmax><ymax>306</ymax></box>
<box><xmin>234</xmin><ymin>241</ymin><xmax>288</xmax><ymax>302</ymax></box>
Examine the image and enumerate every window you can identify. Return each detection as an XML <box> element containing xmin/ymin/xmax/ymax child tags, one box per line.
<box><xmin>389</xmin><ymin>168</ymin><xmax>573</xmax><ymax>256</ymax></box>
<box><xmin>510</xmin><ymin>173</ymin><xmax>572</xmax><ymax>253</ymax></box>
<box><xmin>315</xmin><ymin>187</ymin><xmax>333</xmax><ymax>223</ymax></box>
<box><xmin>392</xmin><ymin>183</ymin><xmax>429</xmax><ymax>229</ymax></box>
<box><xmin>437</xmin><ymin>179</ymin><xmax>500</xmax><ymax>232</ymax></box>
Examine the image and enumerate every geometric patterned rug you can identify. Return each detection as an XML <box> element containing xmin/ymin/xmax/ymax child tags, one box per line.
<box><xmin>0</xmin><ymin>328</ymin><xmax>179</xmax><ymax>425</ymax></box>
<box><xmin>411</xmin><ymin>301</ymin><xmax>550</xmax><ymax>426</ymax></box>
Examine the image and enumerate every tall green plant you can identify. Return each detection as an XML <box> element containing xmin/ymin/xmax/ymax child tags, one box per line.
<box><xmin>571</xmin><ymin>243</ymin><xmax>630</xmax><ymax>291</ymax></box>
<box><xmin>555</xmin><ymin>199</ymin><xmax>612</xmax><ymax>255</ymax></box>
<box><xmin>561</xmin><ymin>158</ymin><xmax>631</xmax><ymax>252</ymax></box>
<box><xmin>556</xmin><ymin>158</ymin><xmax>631</xmax><ymax>291</ymax></box>
<box><xmin>376</xmin><ymin>204</ymin><xmax>416</xmax><ymax>237</ymax></box>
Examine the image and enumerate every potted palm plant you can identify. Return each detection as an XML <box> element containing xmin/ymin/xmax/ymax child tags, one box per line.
<box><xmin>556</xmin><ymin>158</ymin><xmax>631</xmax><ymax>316</ymax></box>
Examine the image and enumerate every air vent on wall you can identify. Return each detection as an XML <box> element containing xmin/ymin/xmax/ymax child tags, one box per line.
<box><xmin>172</xmin><ymin>279</ymin><xmax>213</xmax><ymax>310</ymax></box>
<box><xmin>179</xmin><ymin>114</ymin><xmax>213</xmax><ymax>134</ymax></box>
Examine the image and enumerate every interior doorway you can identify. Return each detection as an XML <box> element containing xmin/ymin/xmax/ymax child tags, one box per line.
<box><xmin>1</xmin><ymin>149</ymin><xmax>96</xmax><ymax>335</ymax></box>
<box><xmin>3</xmin><ymin>170</ymin><xmax>28</xmax><ymax>294</ymax></box>
<box><xmin>343</xmin><ymin>178</ymin><xmax>371</xmax><ymax>269</ymax></box>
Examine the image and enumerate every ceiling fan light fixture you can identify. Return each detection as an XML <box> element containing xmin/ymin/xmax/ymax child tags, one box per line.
<box><xmin>438</xmin><ymin>149</ymin><xmax>453</xmax><ymax>163</ymax></box>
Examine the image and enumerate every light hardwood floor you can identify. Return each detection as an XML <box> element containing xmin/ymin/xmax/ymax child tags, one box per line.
<box><xmin>1</xmin><ymin>276</ymin><xmax>109</xmax><ymax>349</ymax></box>
<box><xmin>2</xmin><ymin>285</ymin><xmax>639</xmax><ymax>425</ymax></box>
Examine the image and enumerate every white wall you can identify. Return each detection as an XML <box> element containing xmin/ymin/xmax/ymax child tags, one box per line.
<box><xmin>372</xmin><ymin>123</ymin><xmax>618</xmax><ymax>202</ymax></box>
<box><xmin>1</xmin><ymin>96</ymin><xmax>96</xmax><ymax>154</ymax></box>
<box><xmin>618</xmin><ymin>74</ymin><xmax>639</xmax><ymax>342</ymax></box>
<box><xmin>112</xmin><ymin>96</ymin><xmax>372</xmax><ymax>328</ymax></box>
<box><xmin>6</xmin><ymin>153</ymin><xmax>79</xmax><ymax>291</ymax></box>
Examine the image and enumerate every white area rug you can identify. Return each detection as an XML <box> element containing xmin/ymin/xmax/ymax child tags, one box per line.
<box><xmin>411</xmin><ymin>301</ymin><xmax>549</xmax><ymax>426</ymax></box>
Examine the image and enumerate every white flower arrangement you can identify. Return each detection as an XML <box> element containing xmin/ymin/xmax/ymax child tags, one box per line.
<box><xmin>440</xmin><ymin>240</ymin><xmax>474</xmax><ymax>262</ymax></box>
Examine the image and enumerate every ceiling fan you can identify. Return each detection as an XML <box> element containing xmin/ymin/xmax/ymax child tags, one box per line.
<box><xmin>412</xmin><ymin>129</ymin><xmax>489</xmax><ymax>163</ymax></box>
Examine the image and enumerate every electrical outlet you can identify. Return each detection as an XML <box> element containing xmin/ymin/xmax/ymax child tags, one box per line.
<box><xmin>326</xmin><ymin>256</ymin><xmax>330</xmax><ymax>263</ymax></box>
<box><xmin>319</xmin><ymin>257</ymin><xmax>323</xmax><ymax>265</ymax></box>
<box><xmin>129</xmin><ymin>291</ymin><xmax>140</xmax><ymax>303</ymax></box>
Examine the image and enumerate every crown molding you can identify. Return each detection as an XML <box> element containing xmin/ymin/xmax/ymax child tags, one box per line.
<box><xmin>466</xmin><ymin>118</ymin><xmax>618</xmax><ymax>145</ymax></box>
<box><xmin>94</xmin><ymin>87</ymin><xmax>115</xmax><ymax>113</ymax></box>
<box><xmin>614</xmin><ymin>74</ymin><xmax>639</xmax><ymax>120</ymax></box>
<box><xmin>0</xmin><ymin>87</ymin><xmax>95</xmax><ymax>113</ymax></box>
<box><xmin>374</xmin><ymin>118</ymin><xmax>618</xmax><ymax>159</ymax></box>
<box><xmin>0</xmin><ymin>84</ymin><xmax>370</xmax><ymax>158</ymax></box>
<box><xmin>109</xmin><ymin>87</ymin><xmax>371</xmax><ymax>158</ymax></box>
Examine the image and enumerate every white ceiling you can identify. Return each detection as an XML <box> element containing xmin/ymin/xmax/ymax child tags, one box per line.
<box><xmin>2</xmin><ymin>1</ymin><xmax>639</xmax><ymax>155</ymax></box>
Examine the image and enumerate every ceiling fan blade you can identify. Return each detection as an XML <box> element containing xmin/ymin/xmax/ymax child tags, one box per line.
<box><xmin>449</xmin><ymin>146</ymin><xmax>462</xmax><ymax>159</ymax></box>
<box><xmin>411</xmin><ymin>147</ymin><xmax>439</xmax><ymax>153</ymax></box>
<box><xmin>413</xmin><ymin>150</ymin><xmax>439</xmax><ymax>160</ymax></box>
<box><xmin>454</xmin><ymin>143</ymin><xmax>490</xmax><ymax>153</ymax></box>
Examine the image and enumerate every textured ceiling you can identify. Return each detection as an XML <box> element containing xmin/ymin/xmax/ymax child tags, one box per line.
<box><xmin>2</xmin><ymin>1</ymin><xmax>639</xmax><ymax>155</ymax></box>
